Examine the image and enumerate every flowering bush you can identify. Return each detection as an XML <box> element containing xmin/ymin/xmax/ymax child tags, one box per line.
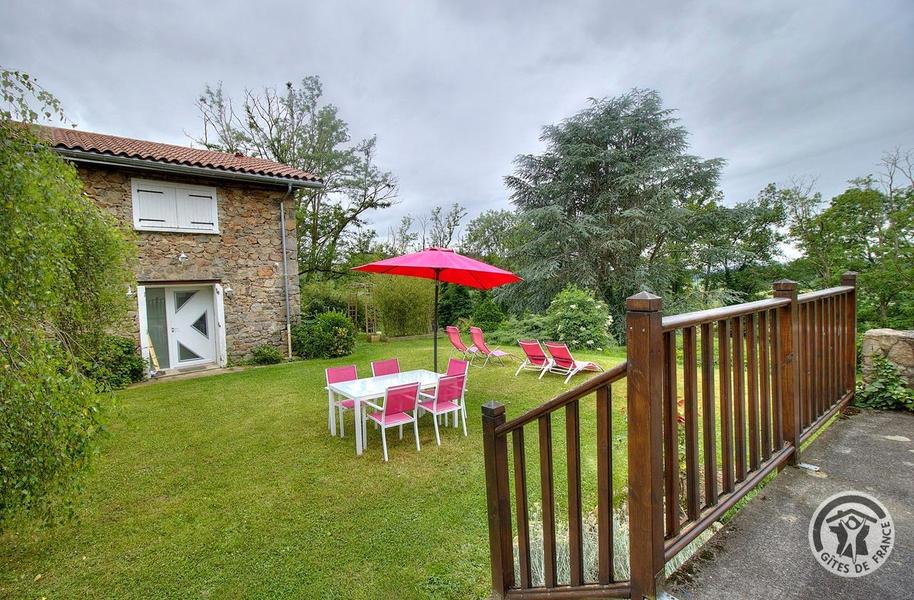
<box><xmin>544</xmin><ymin>285</ymin><xmax>614</xmax><ymax>351</ymax></box>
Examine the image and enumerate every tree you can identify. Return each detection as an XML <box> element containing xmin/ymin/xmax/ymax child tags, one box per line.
<box><xmin>194</xmin><ymin>77</ymin><xmax>397</xmax><ymax>280</ymax></box>
<box><xmin>460</xmin><ymin>209</ymin><xmax>526</xmax><ymax>266</ymax></box>
<box><xmin>503</xmin><ymin>89</ymin><xmax>724</xmax><ymax>334</ymax></box>
<box><xmin>686</xmin><ymin>185</ymin><xmax>786</xmax><ymax>300</ymax></box>
<box><xmin>429</xmin><ymin>203</ymin><xmax>467</xmax><ymax>248</ymax></box>
<box><xmin>1</xmin><ymin>70</ymin><xmax>134</xmax><ymax>525</ymax></box>
<box><xmin>787</xmin><ymin>171</ymin><xmax>913</xmax><ymax>330</ymax></box>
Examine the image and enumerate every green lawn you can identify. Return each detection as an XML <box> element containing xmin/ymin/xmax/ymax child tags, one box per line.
<box><xmin>0</xmin><ymin>339</ymin><xmax>626</xmax><ymax>599</ymax></box>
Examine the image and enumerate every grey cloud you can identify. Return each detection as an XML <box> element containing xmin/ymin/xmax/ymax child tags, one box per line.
<box><xmin>2</xmin><ymin>0</ymin><xmax>912</xmax><ymax>237</ymax></box>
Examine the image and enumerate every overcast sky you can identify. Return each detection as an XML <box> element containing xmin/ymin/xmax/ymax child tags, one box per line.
<box><xmin>2</xmin><ymin>0</ymin><xmax>913</xmax><ymax>237</ymax></box>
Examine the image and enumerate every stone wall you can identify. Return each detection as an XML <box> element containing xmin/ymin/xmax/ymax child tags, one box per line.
<box><xmin>862</xmin><ymin>328</ymin><xmax>914</xmax><ymax>388</ymax></box>
<box><xmin>78</xmin><ymin>165</ymin><xmax>300</xmax><ymax>362</ymax></box>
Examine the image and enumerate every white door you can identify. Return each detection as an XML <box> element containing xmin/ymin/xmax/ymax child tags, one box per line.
<box><xmin>164</xmin><ymin>285</ymin><xmax>217</xmax><ymax>368</ymax></box>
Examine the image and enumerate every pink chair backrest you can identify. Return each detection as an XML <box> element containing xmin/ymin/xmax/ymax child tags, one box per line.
<box><xmin>446</xmin><ymin>326</ymin><xmax>468</xmax><ymax>352</ymax></box>
<box><xmin>436</xmin><ymin>374</ymin><xmax>465</xmax><ymax>405</ymax></box>
<box><xmin>384</xmin><ymin>382</ymin><xmax>419</xmax><ymax>415</ymax></box>
<box><xmin>372</xmin><ymin>358</ymin><xmax>400</xmax><ymax>377</ymax></box>
<box><xmin>446</xmin><ymin>358</ymin><xmax>469</xmax><ymax>376</ymax></box>
<box><xmin>544</xmin><ymin>342</ymin><xmax>575</xmax><ymax>369</ymax></box>
<box><xmin>326</xmin><ymin>365</ymin><xmax>357</xmax><ymax>385</ymax></box>
<box><xmin>519</xmin><ymin>339</ymin><xmax>548</xmax><ymax>366</ymax></box>
<box><xmin>469</xmin><ymin>327</ymin><xmax>491</xmax><ymax>354</ymax></box>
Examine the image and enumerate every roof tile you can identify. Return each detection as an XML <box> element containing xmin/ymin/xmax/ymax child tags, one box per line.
<box><xmin>39</xmin><ymin>125</ymin><xmax>321</xmax><ymax>184</ymax></box>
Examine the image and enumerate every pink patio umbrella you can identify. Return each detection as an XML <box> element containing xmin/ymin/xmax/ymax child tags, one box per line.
<box><xmin>352</xmin><ymin>247</ymin><xmax>522</xmax><ymax>371</ymax></box>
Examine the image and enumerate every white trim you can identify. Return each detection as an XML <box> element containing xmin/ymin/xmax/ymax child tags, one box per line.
<box><xmin>138</xmin><ymin>282</ymin><xmax>222</xmax><ymax>373</ymax></box>
<box><xmin>136</xmin><ymin>285</ymin><xmax>152</xmax><ymax>373</ymax></box>
<box><xmin>130</xmin><ymin>178</ymin><xmax>220</xmax><ymax>234</ymax></box>
<box><xmin>214</xmin><ymin>283</ymin><xmax>228</xmax><ymax>367</ymax></box>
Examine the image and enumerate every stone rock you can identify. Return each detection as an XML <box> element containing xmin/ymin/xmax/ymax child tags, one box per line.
<box><xmin>78</xmin><ymin>165</ymin><xmax>300</xmax><ymax>363</ymax></box>
<box><xmin>862</xmin><ymin>328</ymin><xmax>914</xmax><ymax>388</ymax></box>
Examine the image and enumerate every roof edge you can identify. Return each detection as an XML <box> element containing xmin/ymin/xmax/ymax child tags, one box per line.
<box><xmin>55</xmin><ymin>148</ymin><xmax>323</xmax><ymax>190</ymax></box>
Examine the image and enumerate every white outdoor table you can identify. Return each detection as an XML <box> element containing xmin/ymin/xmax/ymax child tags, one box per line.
<box><xmin>328</xmin><ymin>369</ymin><xmax>441</xmax><ymax>456</ymax></box>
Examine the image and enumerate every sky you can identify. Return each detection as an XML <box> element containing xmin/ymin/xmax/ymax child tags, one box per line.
<box><xmin>2</xmin><ymin>0</ymin><xmax>913</xmax><ymax>238</ymax></box>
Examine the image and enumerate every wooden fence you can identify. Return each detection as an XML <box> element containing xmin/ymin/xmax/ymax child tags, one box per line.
<box><xmin>482</xmin><ymin>274</ymin><xmax>857</xmax><ymax>599</ymax></box>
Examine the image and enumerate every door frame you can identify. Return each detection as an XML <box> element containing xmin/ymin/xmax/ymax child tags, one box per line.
<box><xmin>136</xmin><ymin>282</ymin><xmax>228</xmax><ymax>373</ymax></box>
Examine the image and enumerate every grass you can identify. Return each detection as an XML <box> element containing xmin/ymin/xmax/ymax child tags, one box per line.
<box><xmin>0</xmin><ymin>338</ymin><xmax>625</xmax><ymax>599</ymax></box>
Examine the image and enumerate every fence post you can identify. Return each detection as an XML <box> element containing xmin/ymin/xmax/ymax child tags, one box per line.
<box><xmin>482</xmin><ymin>401</ymin><xmax>513</xmax><ymax>599</ymax></box>
<box><xmin>840</xmin><ymin>272</ymin><xmax>858</xmax><ymax>396</ymax></box>
<box><xmin>773</xmin><ymin>280</ymin><xmax>800</xmax><ymax>465</ymax></box>
<box><xmin>626</xmin><ymin>292</ymin><xmax>665</xmax><ymax>600</ymax></box>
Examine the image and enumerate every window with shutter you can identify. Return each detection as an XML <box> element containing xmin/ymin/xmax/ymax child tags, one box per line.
<box><xmin>131</xmin><ymin>179</ymin><xmax>219</xmax><ymax>233</ymax></box>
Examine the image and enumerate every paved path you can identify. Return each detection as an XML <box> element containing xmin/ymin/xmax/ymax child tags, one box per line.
<box><xmin>669</xmin><ymin>408</ymin><xmax>914</xmax><ymax>600</ymax></box>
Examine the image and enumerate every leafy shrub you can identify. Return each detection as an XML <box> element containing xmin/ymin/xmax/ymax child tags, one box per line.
<box><xmin>250</xmin><ymin>344</ymin><xmax>283</xmax><ymax>365</ymax></box>
<box><xmin>371</xmin><ymin>276</ymin><xmax>434</xmax><ymax>336</ymax></box>
<box><xmin>438</xmin><ymin>283</ymin><xmax>473</xmax><ymax>327</ymax></box>
<box><xmin>1</xmin><ymin>76</ymin><xmax>135</xmax><ymax>526</ymax></box>
<box><xmin>544</xmin><ymin>285</ymin><xmax>614</xmax><ymax>351</ymax></box>
<box><xmin>488</xmin><ymin>313</ymin><xmax>549</xmax><ymax>345</ymax></box>
<box><xmin>472</xmin><ymin>295</ymin><xmax>505</xmax><ymax>331</ymax></box>
<box><xmin>856</xmin><ymin>354</ymin><xmax>914</xmax><ymax>411</ymax></box>
<box><xmin>292</xmin><ymin>311</ymin><xmax>356</xmax><ymax>359</ymax></box>
<box><xmin>80</xmin><ymin>335</ymin><xmax>146</xmax><ymax>389</ymax></box>
<box><xmin>300</xmin><ymin>283</ymin><xmax>348</xmax><ymax>319</ymax></box>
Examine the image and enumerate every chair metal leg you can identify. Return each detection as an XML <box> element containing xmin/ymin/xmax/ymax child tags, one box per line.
<box><xmin>381</xmin><ymin>427</ymin><xmax>389</xmax><ymax>462</ymax></box>
<box><xmin>461</xmin><ymin>406</ymin><xmax>468</xmax><ymax>436</ymax></box>
<box><xmin>413</xmin><ymin>419</ymin><xmax>421</xmax><ymax>451</ymax></box>
<box><xmin>432</xmin><ymin>413</ymin><xmax>441</xmax><ymax>446</ymax></box>
<box><xmin>399</xmin><ymin>424</ymin><xmax>403</xmax><ymax>440</ymax></box>
<box><xmin>338</xmin><ymin>406</ymin><xmax>345</xmax><ymax>437</ymax></box>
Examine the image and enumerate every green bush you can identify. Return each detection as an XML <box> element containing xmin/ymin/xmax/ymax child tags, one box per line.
<box><xmin>488</xmin><ymin>313</ymin><xmax>549</xmax><ymax>345</ymax></box>
<box><xmin>472</xmin><ymin>295</ymin><xmax>505</xmax><ymax>331</ymax></box>
<box><xmin>856</xmin><ymin>354</ymin><xmax>914</xmax><ymax>411</ymax></box>
<box><xmin>544</xmin><ymin>285</ymin><xmax>615</xmax><ymax>351</ymax></box>
<box><xmin>1</xmin><ymin>77</ymin><xmax>135</xmax><ymax>526</ymax></box>
<box><xmin>80</xmin><ymin>335</ymin><xmax>146</xmax><ymax>390</ymax></box>
<box><xmin>438</xmin><ymin>283</ymin><xmax>473</xmax><ymax>327</ymax></box>
<box><xmin>371</xmin><ymin>276</ymin><xmax>434</xmax><ymax>336</ymax></box>
<box><xmin>300</xmin><ymin>283</ymin><xmax>348</xmax><ymax>319</ymax></box>
<box><xmin>292</xmin><ymin>311</ymin><xmax>357</xmax><ymax>359</ymax></box>
<box><xmin>250</xmin><ymin>345</ymin><xmax>283</xmax><ymax>365</ymax></box>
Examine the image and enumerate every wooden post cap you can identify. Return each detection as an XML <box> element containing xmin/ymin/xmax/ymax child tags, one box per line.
<box><xmin>626</xmin><ymin>291</ymin><xmax>662</xmax><ymax>312</ymax></box>
<box><xmin>482</xmin><ymin>401</ymin><xmax>505</xmax><ymax>417</ymax></box>
<box><xmin>772</xmin><ymin>279</ymin><xmax>797</xmax><ymax>291</ymax></box>
<box><xmin>840</xmin><ymin>272</ymin><xmax>858</xmax><ymax>286</ymax></box>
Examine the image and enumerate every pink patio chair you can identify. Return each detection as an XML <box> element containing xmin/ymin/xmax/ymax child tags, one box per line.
<box><xmin>363</xmin><ymin>382</ymin><xmax>421</xmax><ymax>462</ymax></box>
<box><xmin>446</xmin><ymin>357</ymin><xmax>470</xmax><ymax>376</ymax></box>
<box><xmin>440</xmin><ymin>358</ymin><xmax>470</xmax><ymax>426</ymax></box>
<box><xmin>418</xmin><ymin>374</ymin><xmax>467</xmax><ymax>444</ymax></box>
<box><xmin>543</xmin><ymin>342</ymin><xmax>604</xmax><ymax>384</ymax></box>
<box><xmin>469</xmin><ymin>326</ymin><xmax>512</xmax><ymax>367</ymax></box>
<box><xmin>325</xmin><ymin>365</ymin><xmax>358</xmax><ymax>437</ymax></box>
<box><xmin>371</xmin><ymin>358</ymin><xmax>400</xmax><ymax>377</ymax></box>
<box><xmin>445</xmin><ymin>326</ymin><xmax>478</xmax><ymax>362</ymax></box>
<box><xmin>515</xmin><ymin>339</ymin><xmax>552</xmax><ymax>377</ymax></box>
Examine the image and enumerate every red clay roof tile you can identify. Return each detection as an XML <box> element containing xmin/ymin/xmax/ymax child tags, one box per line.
<box><xmin>39</xmin><ymin>125</ymin><xmax>321</xmax><ymax>184</ymax></box>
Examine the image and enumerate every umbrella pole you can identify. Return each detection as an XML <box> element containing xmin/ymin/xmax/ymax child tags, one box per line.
<box><xmin>433</xmin><ymin>271</ymin><xmax>439</xmax><ymax>372</ymax></box>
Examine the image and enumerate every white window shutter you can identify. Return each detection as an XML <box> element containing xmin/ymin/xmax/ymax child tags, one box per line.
<box><xmin>176</xmin><ymin>188</ymin><xmax>217</xmax><ymax>231</ymax></box>
<box><xmin>134</xmin><ymin>184</ymin><xmax>177</xmax><ymax>228</ymax></box>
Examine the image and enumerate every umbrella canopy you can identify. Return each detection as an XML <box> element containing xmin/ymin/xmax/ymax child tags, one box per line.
<box><xmin>353</xmin><ymin>247</ymin><xmax>522</xmax><ymax>370</ymax></box>
<box><xmin>352</xmin><ymin>247</ymin><xmax>520</xmax><ymax>289</ymax></box>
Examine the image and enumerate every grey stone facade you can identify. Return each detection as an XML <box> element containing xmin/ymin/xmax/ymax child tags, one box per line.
<box><xmin>77</xmin><ymin>165</ymin><xmax>299</xmax><ymax>362</ymax></box>
<box><xmin>862</xmin><ymin>328</ymin><xmax>914</xmax><ymax>388</ymax></box>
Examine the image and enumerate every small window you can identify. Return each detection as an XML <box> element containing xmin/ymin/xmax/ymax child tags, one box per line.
<box><xmin>131</xmin><ymin>179</ymin><xmax>219</xmax><ymax>233</ymax></box>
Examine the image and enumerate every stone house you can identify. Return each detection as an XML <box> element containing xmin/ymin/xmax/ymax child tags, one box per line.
<box><xmin>43</xmin><ymin>125</ymin><xmax>322</xmax><ymax>373</ymax></box>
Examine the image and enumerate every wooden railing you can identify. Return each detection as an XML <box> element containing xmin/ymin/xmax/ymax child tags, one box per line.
<box><xmin>482</xmin><ymin>273</ymin><xmax>858</xmax><ymax>599</ymax></box>
<box><xmin>482</xmin><ymin>362</ymin><xmax>631</xmax><ymax>599</ymax></box>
